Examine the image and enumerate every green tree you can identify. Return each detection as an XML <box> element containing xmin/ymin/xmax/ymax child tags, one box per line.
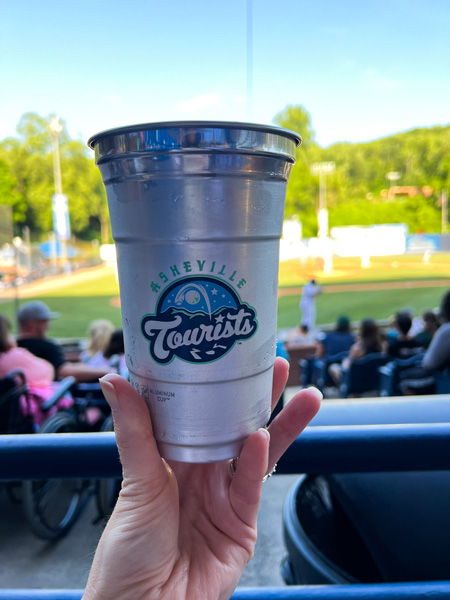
<box><xmin>61</xmin><ymin>140</ymin><xmax>110</xmax><ymax>242</ymax></box>
<box><xmin>0</xmin><ymin>112</ymin><xmax>109</xmax><ymax>241</ymax></box>
<box><xmin>0</xmin><ymin>158</ymin><xmax>26</xmax><ymax>225</ymax></box>
<box><xmin>274</xmin><ymin>104</ymin><xmax>321</xmax><ymax>236</ymax></box>
<box><xmin>321</xmin><ymin>124</ymin><xmax>450</xmax><ymax>233</ymax></box>
<box><xmin>274</xmin><ymin>104</ymin><xmax>316</xmax><ymax>146</ymax></box>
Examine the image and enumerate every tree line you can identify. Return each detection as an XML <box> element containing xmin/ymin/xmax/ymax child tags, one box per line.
<box><xmin>0</xmin><ymin>109</ymin><xmax>449</xmax><ymax>242</ymax></box>
<box><xmin>0</xmin><ymin>113</ymin><xmax>108</xmax><ymax>243</ymax></box>
<box><xmin>275</xmin><ymin>105</ymin><xmax>450</xmax><ymax>237</ymax></box>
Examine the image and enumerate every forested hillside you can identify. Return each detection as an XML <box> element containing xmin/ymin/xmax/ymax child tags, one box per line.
<box><xmin>1</xmin><ymin>109</ymin><xmax>449</xmax><ymax>240</ymax></box>
<box><xmin>276</xmin><ymin>105</ymin><xmax>450</xmax><ymax>236</ymax></box>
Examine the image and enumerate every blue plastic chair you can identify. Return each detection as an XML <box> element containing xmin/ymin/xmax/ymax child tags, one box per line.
<box><xmin>378</xmin><ymin>353</ymin><xmax>425</xmax><ymax>397</ymax></box>
<box><xmin>340</xmin><ymin>353</ymin><xmax>390</xmax><ymax>398</ymax></box>
<box><xmin>313</xmin><ymin>351</ymin><xmax>349</xmax><ymax>393</ymax></box>
<box><xmin>435</xmin><ymin>370</ymin><xmax>450</xmax><ymax>394</ymax></box>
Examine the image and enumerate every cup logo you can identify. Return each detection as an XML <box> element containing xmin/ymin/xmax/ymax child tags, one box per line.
<box><xmin>141</xmin><ymin>276</ymin><xmax>258</xmax><ymax>364</ymax></box>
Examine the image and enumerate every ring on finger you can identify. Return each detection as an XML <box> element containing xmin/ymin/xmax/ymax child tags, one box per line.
<box><xmin>263</xmin><ymin>463</ymin><xmax>277</xmax><ymax>482</ymax></box>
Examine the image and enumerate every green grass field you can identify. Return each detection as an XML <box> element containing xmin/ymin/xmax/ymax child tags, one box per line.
<box><xmin>0</xmin><ymin>253</ymin><xmax>449</xmax><ymax>338</ymax></box>
<box><xmin>278</xmin><ymin>253</ymin><xmax>450</xmax><ymax>287</ymax></box>
<box><xmin>277</xmin><ymin>286</ymin><xmax>446</xmax><ymax>329</ymax></box>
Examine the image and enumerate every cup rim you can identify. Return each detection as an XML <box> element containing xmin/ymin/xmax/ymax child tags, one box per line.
<box><xmin>87</xmin><ymin>120</ymin><xmax>301</xmax><ymax>150</ymax></box>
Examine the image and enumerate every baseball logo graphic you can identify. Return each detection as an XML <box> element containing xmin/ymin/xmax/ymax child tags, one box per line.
<box><xmin>141</xmin><ymin>276</ymin><xmax>258</xmax><ymax>364</ymax></box>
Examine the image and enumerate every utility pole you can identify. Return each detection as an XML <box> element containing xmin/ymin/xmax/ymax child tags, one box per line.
<box><xmin>246</xmin><ymin>0</ymin><xmax>253</xmax><ymax>121</ymax></box>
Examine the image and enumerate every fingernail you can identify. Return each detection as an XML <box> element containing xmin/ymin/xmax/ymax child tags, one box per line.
<box><xmin>278</xmin><ymin>357</ymin><xmax>290</xmax><ymax>370</ymax></box>
<box><xmin>307</xmin><ymin>386</ymin><xmax>323</xmax><ymax>401</ymax></box>
<box><xmin>258</xmin><ymin>427</ymin><xmax>271</xmax><ymax>441</ymax></box>
<box><xmin>99</xmin><ymin>376</ymin><xmax>120</xmax><ymax>411</ymax></box>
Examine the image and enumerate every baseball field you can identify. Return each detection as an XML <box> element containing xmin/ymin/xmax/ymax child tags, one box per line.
<box><xmin>0</xmin><ymin>253</ymin><xmax>449</xmax><ymax>338</ymax></box>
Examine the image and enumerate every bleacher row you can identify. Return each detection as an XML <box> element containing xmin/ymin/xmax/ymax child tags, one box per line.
<box><xmin>284</xmin><ymin>346</ymin><xmax>450</xmax><ymax>398</ymax></box>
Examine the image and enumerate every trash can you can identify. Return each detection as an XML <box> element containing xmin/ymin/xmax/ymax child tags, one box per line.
<box><xmin>282</xmin><ymin>471</ymin><xmax>450</xmax><ymax>585</ymax></box>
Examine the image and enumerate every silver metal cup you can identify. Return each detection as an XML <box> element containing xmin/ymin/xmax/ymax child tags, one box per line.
<box><xmin>89</xmin><ymin>121</ymin><xmax>300</xmax><ymax>462</ymax></box>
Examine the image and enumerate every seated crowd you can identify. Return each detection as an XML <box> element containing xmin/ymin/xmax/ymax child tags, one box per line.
<box><xmin>283</xmin><ymin>288</ymin><xmax>450</xmax><ymax>397</ymax></box>
<box><xmin>1</xmin><ymin>290</ymin><xmax>449</xmax><ymax>426</ymax></box>
<box><xmin>0</xmin><ymin>301</ymin><xmax>127</xmax><ymax>428</ymax></box>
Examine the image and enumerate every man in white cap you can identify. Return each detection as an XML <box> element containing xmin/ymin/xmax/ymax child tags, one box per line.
<box><xmin>17</xmin><ymin>301</ymin><xmax>111</xmax><ymax>382</ymax></box>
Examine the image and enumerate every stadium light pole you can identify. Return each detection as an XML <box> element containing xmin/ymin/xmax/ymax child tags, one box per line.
<box><xmin>311</xmin><ymin>161</ymin><xmax>335</xmax><ymax>238</ymax></box>
<box><xmin>49</xmin><ymin>117</ymin><xmax>69</xmax><ymax>272</ymax></box>
<box><xmin>311</xmin><ymin>162</ymin><xmax>335</xmax><ymax>275</ymax></box>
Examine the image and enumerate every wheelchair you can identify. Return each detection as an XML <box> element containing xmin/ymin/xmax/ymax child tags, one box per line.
<box><xmin>0</xmin><ymin>370</ymin><xmax>111</xmax><ymax>540</ymax></box>
<box><xmin>95</xmin><ymin>413</ymin><xmax>121</xmax><ymax>521</ymax></box>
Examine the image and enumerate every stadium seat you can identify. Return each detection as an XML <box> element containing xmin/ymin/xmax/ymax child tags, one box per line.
<box><xmin>435</xmin><ymin>370</ymin><xmax>450</xmax><ymax>394</ymax></box>
<box><xmin>379</xmin><ymin>353</ymin><xmax>425</xmax><ymax>397</ymax></box>
<box><xmin>313</xmin><ymin>350</ymin><xmax>349</xmax><ymax>393</ymax></box>
<box><xmin>340</xmin><ymin>353</ymin><xmax>390</xmax><ymax>398</ymax></box>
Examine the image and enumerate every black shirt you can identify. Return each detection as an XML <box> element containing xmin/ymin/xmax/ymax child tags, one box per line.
<box><xmin>17</xmin><ymin>338</ymin><xmax>67</xmax><ymax>372</ymax></box>
<box><xmin>387</xmin><ymin>337</ymin><xmax>422</xmax><ymax>359</ymax></box>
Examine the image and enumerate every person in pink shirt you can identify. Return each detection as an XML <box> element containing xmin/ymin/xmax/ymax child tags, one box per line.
<box><xmin>0</xmin><ymin>313</ymin><xmax>72</xmax><ymax>426</ymax></box>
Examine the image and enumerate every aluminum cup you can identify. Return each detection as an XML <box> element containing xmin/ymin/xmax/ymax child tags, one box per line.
<box><xmin>89</xmin><ymin>121</ymin><xmax>301</xmax><ymax>462</ymax></box>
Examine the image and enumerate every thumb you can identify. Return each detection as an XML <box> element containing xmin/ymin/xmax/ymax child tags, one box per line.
<box><xmin>99</xmin><ymin>374</ymin><xmax>167</xmax><ymax>487</ymax></box>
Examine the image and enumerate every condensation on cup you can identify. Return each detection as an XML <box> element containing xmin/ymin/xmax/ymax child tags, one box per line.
<box><xmin>89</xmin><ymin>121</ymin><xmax>301</xmax><ymax>463</ymax></box>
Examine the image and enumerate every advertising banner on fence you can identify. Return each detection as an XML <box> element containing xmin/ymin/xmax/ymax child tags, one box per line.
<box><xmin>331</xmin><ymin>224</ymin><xmax>407</xmax><ymax>257</ymax></box>
<box><xmin>406</xmin><ymin>234</ymin><xmax>441</xmax><ymax>253</ymax></box>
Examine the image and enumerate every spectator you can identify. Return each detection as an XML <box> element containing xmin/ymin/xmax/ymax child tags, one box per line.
<box><xmin>0</xmin><ymin>313</ymin><xmax>73</xmax><ymax>426</ymax></box>
<box><xmin>286</xmin><ymin>323</ymin><xmax>312</xmax><ymax>344</ymax></box>
<box><xmin>387</xmin><ymin>311</ymin><xmax>423</xmax><ymax>358</ymax></box>
<box><xmin>79</xmin><ymin>319</ymin><xmax>115</xmax><ymax>366</ymax></box>
<box><xmin>276</xmin><ymin>339</ymin><xmax>289</xmax><ymax>362</ymax></box>
<box><xmin>16</xmin><ymin>301</ymin><xmax>112</xmax><ymax>383</ymax></box>
<box><xmin>413</xmin><ymin>310</ymin><xmax>440</xmax><ymax>349</ymax></box>
<box><xmin>104</xmin><ymin>329</ymin><xmax>129</xmax><ymax>379</ymax></box>
<box><xmin>316</xmin><ymin>315</ymin><xmax>355</xmax><ymax>359</ymax></box>
<box><xmin>299</xmin><ymin>279</ymin><xmax>322</xmax><ymax>331</ymax></box>
<box><xmin>329</xmin><ymin>318</ymin><xmax>385</xmax><ymax>385</ymax></box>
<box><xmin>402</xmin><ymin>307</ymin><xmax>424</xmax><ymax>337</ymax></box>
<box><xmin>422</xmin><ymin>291</ymin><xmax>450</xmax><ymax>372</ymax></box>
<box><xmin>400</xmin><ymin>291</ymin><xmax>450</xmax><ymax>395</ymax></box>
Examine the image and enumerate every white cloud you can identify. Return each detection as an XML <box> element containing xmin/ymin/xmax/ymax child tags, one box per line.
<box><xmin>175</xmin><ymin>93</ymin><xmax>221</xmax><ymax>114</ymax></box>
<box><xmin>364</xmin><ymin>68</ymin><xmax>402</xmax><ymax>91</ymax></box>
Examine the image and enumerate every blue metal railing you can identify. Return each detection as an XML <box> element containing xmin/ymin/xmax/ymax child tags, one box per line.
<box><xmin>2</xmin><ymin>423</ymin><xmax>450</xmax><ymax>481</ymax></box>
<box><xmin>2</xmin><ymin>582</ymin><xmax>450</xmax><ymax>599</ymax></box>
<box><xmin>2</xmin><ymin>423</ymin><xmax>450</xmax><ymax>599</ymax></box>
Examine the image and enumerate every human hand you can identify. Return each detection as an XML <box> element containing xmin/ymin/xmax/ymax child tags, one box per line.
<box><xmin>83</xmin><ymin>358</ymin><xmax>321</xmax><ymax>600</ymax></box>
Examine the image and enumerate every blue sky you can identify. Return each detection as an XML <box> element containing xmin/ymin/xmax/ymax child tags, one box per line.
<box><xmin>1</xmin><ymin>0</ymin><xmax>449</xmax><ymax>147</ymax></box>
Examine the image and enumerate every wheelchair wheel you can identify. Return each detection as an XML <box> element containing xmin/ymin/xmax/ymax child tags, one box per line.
<box><xmin>22</xmin><ymin>411</ymin><xmax>91</xmax><ymax>540</ymax></box>
<box><xmin>95</xmin><ymin>414</ymin><xmax>121</xmax><ymax>521</ymax></box>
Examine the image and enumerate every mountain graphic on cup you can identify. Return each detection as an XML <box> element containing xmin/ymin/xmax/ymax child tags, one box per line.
<box><xmin>141</xmin><ymin>276</ymin><xmax>258</xmax><ymax>364</ymax></box>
